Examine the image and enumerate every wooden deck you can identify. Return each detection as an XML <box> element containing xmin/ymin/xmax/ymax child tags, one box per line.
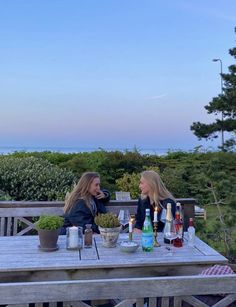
<box><xmin>0</xmin><ymin>233</ymin><xmax>234</xmax><ymax>307</ymax></box>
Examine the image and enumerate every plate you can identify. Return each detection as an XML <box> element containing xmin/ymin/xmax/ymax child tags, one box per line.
<box><xmin>119</xmin><ymin>240</ymin><xmax>139</xmax><ymax>253</ymax></box>
<box><xmin>38</xmin><ymin>244</ymin><xmax>59</xmax><ymax>252</ymax></box>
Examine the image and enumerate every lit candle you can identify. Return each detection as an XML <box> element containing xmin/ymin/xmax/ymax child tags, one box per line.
<box><xmin>129</xmin><ymin>218</ymin><xmax>133</xmax><ymax>233</ymax></box>
<box><xmin>154</xmin><ymin>207</ymin><xmax>158</xmax><ymax>222</ymax></box>
<box><xmin>69</xmin><ymin>226</ymin><xmax>79</xmax><ymax>248</ymax></box>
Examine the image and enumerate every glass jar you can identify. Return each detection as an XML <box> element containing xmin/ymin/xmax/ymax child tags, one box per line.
<box><xmin>84</xmin><ymin>224</ymin><xmax>93</xmax><ymax>248</ymax></box>
<box><xmin>66</xmin><ymin>226</ymin><xmax>83</xmax><ymax>250</ymax></box>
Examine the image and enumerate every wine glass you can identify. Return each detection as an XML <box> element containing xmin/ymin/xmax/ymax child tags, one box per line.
<box><xmin>118</xmin><ymin>209</ymin><xmax>131</xmax><ymax>228</ymax></box>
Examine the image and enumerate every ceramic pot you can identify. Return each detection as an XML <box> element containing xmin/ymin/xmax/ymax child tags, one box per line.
<box><xmin>98</xmin><ymin>226</ymin><xmax>121</xmax><ymax>248</ymax></box>
<box><xmin>38</xmin><ymin>229</ymin><xmax>60</xmax><ymax>251</ymax></box>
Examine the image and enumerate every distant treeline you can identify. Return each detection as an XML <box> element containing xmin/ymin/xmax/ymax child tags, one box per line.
<box><xmin>0</xmin><ymin>149</ymin><xmax>234</xmax><ymax>205</ymax></box>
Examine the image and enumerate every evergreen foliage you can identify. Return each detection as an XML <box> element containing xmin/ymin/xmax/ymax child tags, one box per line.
<box><xmin>191</xmin><ymin>27</ymin><xmax>236</xmax><ymax>151</ymax></box>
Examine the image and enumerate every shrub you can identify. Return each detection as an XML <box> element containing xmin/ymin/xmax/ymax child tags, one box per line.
<box><xmin>0</xmin><ymin>156</ymin><xmax>76</xmax><ymax>200</ymax></box>
<box><xmin>116</xmin><ymin>173</ymin><xmax>140</xmax><ymax>199</ymax></box>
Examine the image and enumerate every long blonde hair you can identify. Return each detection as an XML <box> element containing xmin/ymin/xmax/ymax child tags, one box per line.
<box><xmin>141</xmin><ymin>170</ymin><xmax>174</xmax><ymax>210</ymax></box>
<box><xmin>64</xmin><ymin>172</ymin><xmax>100</xmax><ymax>214</ymax></box>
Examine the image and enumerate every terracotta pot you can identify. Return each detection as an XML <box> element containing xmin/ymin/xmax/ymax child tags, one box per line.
<box><xmin>98</xmin><ymin>226</ymin><xmax>121</xmax><ymax>248</ymax></box>
<box><xmin>38</xmin><ymin>229</ymin><xmax>60</xmax><ymax>251</ymax></box>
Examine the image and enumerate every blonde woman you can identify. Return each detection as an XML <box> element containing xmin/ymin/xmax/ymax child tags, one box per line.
<box><xmin>134</xmin><ymin>170</ymin><xmax>176</xmax><ymax>233</ymax></box>
<box><xmin>61</xmin><ymin>172</ymin><xmax>110</xmax><ymax>234</ymax></box>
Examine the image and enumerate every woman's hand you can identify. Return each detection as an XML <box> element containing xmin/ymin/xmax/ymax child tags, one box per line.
<box><xmin>133</xmin><ymin>228</ymin><xmax>142</xmax><ymax>234</ymax></box>
<box><xmin>95</xmin><ymin>190</ymin><xmax>106</xmax><ymax>199</ymax></box>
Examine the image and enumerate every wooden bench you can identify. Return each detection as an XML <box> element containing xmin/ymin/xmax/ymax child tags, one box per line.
<box><xmin>0</xmin><ymin>274</ymin><xmax>236</xmax><ymax>307</ymax></box>
<box><xmin>0</xmin><ymin>198</ymin><xmax>196</xmax><ymax>236</ymax></box>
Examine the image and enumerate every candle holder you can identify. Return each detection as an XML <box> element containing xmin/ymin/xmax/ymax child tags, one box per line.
<box><xmin>66</xmin><ymin>226</ymin><xmax>83</xmax><ymax>250</ymax></box>
<box><xmin>129</xmin><ymin>232</ymin><xmax>133</xmax><ymax>241</ymax></box>
<box><xmin>153</xmin><ymin>221</ymin><xmax>160</xmax><ymax>247</ymax></box>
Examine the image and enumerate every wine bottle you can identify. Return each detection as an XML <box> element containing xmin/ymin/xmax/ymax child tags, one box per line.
<box><xmin>163</xmin><ymin>203</ymin><xmax>176</xmax><ymax>244</ymax></box>
<box><xmin>141</xmin><ymin>209</ymin><xmax>154</xmax><ymax>252</ymax></box>
<box><xmin>187</xmin><ymin>218</ymin><xmax>195</xmax><ymax>247</ymax></box>
<box><xmin>176</xmin><ymin>202</ymin><xmax>184</xmax><ymax>240</ymax></box>
<box><xmin>173</xmin><ymin>204</ymin><xmax>183</xmax><ymax>247</ymax></box>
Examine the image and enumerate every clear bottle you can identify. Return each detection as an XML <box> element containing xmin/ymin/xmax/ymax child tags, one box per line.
<box><xmin>163</xmin><ymin>203</ymin><xmax>176</xmax><ymax>244</ymax></box>
<box><xmin>141</xmin><ymin>209</ymin><xmax>154</xmax><ymax>252</ymax></box>
<box><xmin>187</xmin><ymin>218</ymin><xmax>195</xmax><ymax>247</ymax></box>
<box><xmin>173</xmin><ymin>204</ymin><xmax>183</xmax><ymax>247</ymax></box>
<box><xmin>176</xmin><ymin>202</ymin><xmax>184</xmax><ymax>240</ymax></box>
<box><xmin>84</xmin><ymin>224</ymin><xmax>93</xmax><ymax>248</ymax></box>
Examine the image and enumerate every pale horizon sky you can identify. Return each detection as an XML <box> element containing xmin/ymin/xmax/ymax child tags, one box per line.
<box><xmin>0</xmin><ymin>0</ymin><xmax>235</xmax><ymax>152</ymax></box>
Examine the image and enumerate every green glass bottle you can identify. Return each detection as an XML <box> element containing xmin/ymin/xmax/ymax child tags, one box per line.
<box><xmin>142</xmin><ymin>208</ymin><xmax>154</xmax><ymax>252</ymax></box>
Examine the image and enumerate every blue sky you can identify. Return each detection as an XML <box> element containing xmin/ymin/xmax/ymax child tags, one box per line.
<box><xmin>0</xmin><ymin>0</ymin><xmax>235</xmax><ymax>152</ymax></box>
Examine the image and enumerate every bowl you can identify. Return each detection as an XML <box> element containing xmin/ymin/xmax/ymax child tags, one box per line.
<box><xmin>119</xmin><ymin>240</ymin><xmax>139</xmax><ymax>253</ymax></box>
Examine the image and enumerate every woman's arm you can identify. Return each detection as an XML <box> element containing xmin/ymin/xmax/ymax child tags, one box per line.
<box><xmin>134</xmin><ymin>198</ymin><xmax>145</xmax><ymax>231</ymax></box>
<box><xmin>65</xmin><ymin>200</ymin><xmax>97</xmax><ymax>232</ymax></box>
<box><xmin>95</xmin><ymin>189</ymin><xmax>110</xmax><ymax>202</ymax></box>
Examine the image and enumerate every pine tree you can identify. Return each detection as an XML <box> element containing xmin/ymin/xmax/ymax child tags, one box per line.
<box><xmin>191</xmin><ymin>27</ymin><xmax>236</xmax><ymax>151</ymax></box>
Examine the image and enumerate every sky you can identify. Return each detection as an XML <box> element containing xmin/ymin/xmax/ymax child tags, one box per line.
<box><xmin>0</xmin><ymin>0</ymin><xmax>235</xmax><ymax>153</ymax></box>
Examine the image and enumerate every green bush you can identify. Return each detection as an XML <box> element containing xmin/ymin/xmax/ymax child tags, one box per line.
<box><xmin>116</xmin><ymin>172</ymin><xmax>140</xmax><ymax>199</ymax></box>
<box><xmin>95</xmin><ymin>213</ymin><xmax>120</xmax><ymax>228</ymax></box>
<box><xmin>35</xmin><ymin>215</ymin><xmax>64</xmax><ymax>230</ymax></box>
<box><xmin>0</xmin><ymin>156</ymin><xmax>76</xmax><ymax>200</ymax></box>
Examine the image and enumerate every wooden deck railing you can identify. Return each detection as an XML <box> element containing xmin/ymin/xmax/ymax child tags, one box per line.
<box><xmin>0</xmin><ymin>275</ymin><xmax>236</xmax><ymax>307</ymax></box>
<box><xmin>0</xmin><ymin>198</ymin><xmax>196</xmax><ymax>236</ymax></box>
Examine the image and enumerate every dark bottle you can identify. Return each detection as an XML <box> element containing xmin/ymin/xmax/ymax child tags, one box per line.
<box><xmin>173</xmin><ymin>204</ymin><xmax>183</xmax><ymax>247</ymax></box>
<box><xmin>84</xmin><ymin>224</ymin><xmax>93</xmax><ymax>248</ymax></box>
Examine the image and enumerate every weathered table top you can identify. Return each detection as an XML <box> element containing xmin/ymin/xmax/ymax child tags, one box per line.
<box><xmin>0</xmin><ymin>233</ymin><xmax>227</xmax><ymax>282</ymax></box>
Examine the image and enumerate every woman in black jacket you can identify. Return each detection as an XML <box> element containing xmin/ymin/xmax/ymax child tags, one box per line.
<box><xmin>134</xmin><ymin>170</ymin><xmax>176</xmax><ymax>232</ymax></box>
<box><xmin>61</xmin><ymin>172</ymin><xmax>110</xmax><ymax>234</ymax></box>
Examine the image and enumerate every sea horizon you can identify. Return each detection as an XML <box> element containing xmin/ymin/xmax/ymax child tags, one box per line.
<box><xmin>0</xmin><ymin>145</ymin><xmax>216</xmax><ymax>156</ymax></box>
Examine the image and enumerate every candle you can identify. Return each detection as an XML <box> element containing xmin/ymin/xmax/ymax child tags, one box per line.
<box><xmin>129</xmin><ymin>219</ymin><xmax>133</xmax><ymax>233</ymax></box>
<box><xmin>154</xmin><ymin>207</ymin><xmax>158</xmax><ymax>222</ymax></box>
<box><xmin>68</xmin><ymin>226</ymin><xmax>79</xmax><ymax>248</ymax></box>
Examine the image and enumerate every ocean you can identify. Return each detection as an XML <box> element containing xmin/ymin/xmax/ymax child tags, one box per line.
<box><xmin>0</xmin><ymin>146</ymin><xmax>179</xmax><ymax>156</ymax></box>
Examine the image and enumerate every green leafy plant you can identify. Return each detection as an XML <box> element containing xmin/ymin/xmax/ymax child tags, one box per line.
<box><xmin>95</xmin><ymin>213</ymin><xmax>120</xmax><ymax>228</ymax></box>
<box><xmin>35</xmin><ymin>215</ymin><xmax>64</xmax><ymax>230</ymax></box>
<box><xmin>0</xmin><ymin>156</ymin><xmax>76</xmax><ymax>200</ymax></box>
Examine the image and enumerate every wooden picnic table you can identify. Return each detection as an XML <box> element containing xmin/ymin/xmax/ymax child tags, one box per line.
<box><xmin>0</xmin><ymin>233</ymin><xmax>227</xmax><ymax>284</ymax></box>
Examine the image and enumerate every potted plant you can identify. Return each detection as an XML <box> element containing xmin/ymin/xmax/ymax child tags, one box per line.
<box><xmin>35</xmin><ymin>215</ymin><xmax>64</xmax><ymax>251</ymax></box>
<box><xmin>95</xmin><ymin>213</ymin><xmax>121</xmax><ymax>248</ymax></box>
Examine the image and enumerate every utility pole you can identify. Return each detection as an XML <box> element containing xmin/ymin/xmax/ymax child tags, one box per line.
<box><xmin>212</xmin><ymin>58</ymin><xmax>224</xmax><ymax>150</ymax></box>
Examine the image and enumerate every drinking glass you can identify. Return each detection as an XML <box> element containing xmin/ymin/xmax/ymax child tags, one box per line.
<box><xmin>118</xmin><ymin>209</ymin><xmax>131</xmax><ymax>227</ymax></box>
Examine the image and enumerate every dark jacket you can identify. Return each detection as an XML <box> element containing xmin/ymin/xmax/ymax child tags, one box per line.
<box><xmin>135</xmin><ymin>196</ymin><xmax>176</xmax><ymax>232</ymax></box>
<box><xmin>61</xmin><ymin>190</ymin><xmax>110</xmax><ymax>234</ymax></box>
